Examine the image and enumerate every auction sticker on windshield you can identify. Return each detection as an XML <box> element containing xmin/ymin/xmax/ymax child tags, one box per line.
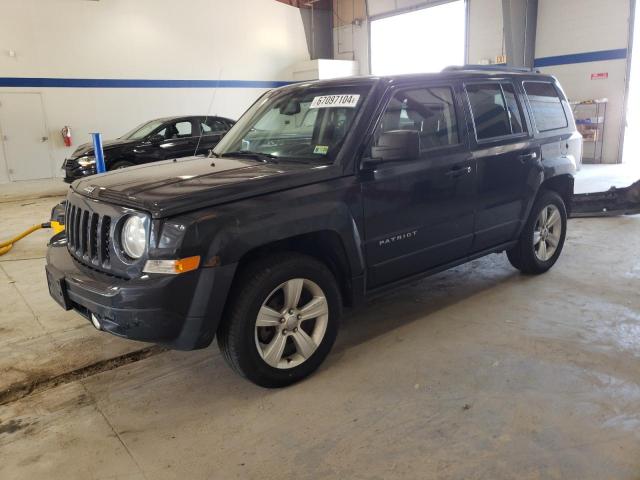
<box><xmin>310</xmin><ymin>94</ymin><xmax>360</xmax><ymax>109</ymax></box>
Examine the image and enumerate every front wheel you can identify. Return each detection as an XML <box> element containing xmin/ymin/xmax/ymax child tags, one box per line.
<box><xmin>507</xmin><ymin>190</ymin><xmax>568</xmax><ymax>274</ymax></box>
<box><xmin>217</xmin><ymin>253</ymin><xmax>341</xmax><ymax>388</ymax></box>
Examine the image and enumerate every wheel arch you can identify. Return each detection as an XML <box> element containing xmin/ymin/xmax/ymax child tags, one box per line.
<box><xmin>540</xmin><ymin>174</ymin><xmax>574</xmax><ymax>215</ymax></box>
<box><xmin>230</xmin><ymin>230</ymin><xmax>356</xmax><ymax>309</ymax></box>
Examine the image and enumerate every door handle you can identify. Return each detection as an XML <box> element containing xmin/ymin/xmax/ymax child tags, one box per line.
<box><xmin>519</xmin><ymin>151</ymin><xmax>538</xmax><ymax>163</ymax></box>
<box><xmin>445</xmin><ymin>165</ymin><xmax>472</xmax><ymax>177</ymax></box>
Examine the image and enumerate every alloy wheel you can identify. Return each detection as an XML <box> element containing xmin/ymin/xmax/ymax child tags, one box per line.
<box><xmin>533</xmin><ymin>204</ymin><xmax>562</xmax><ymax>261</ymax></box>
<box><xmin>254</xmin><ymin>278</ymin><xmax>329</xmax><ymax>369</ymax></box>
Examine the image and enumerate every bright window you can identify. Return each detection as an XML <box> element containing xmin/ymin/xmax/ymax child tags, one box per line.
<box><xmin>370</xmin><ymin>1</ymin><xmax>466</xmax><ymax>76</ymax></box>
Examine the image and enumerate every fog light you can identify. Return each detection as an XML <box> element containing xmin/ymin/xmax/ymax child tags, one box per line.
<box><xmin>143</xmin><ymin>255</ymin><xmax>201</xmax><ymax>274</ymax></box>
<box><xmin>91</xmin><ymin>313</ymin><xmax>102</xmax><ymax>330</ymax></box>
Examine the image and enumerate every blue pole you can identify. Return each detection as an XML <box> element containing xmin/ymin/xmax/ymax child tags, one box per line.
<box><xmin>91</xmin><ymin>132</ymin><xmax>106</xmax><ymax>174</ymax></box>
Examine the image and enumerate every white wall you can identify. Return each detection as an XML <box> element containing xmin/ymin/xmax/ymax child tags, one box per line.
<box><xmin>466</xmin><ymin>0</ymin><xmax>504</xmax><ymax>64</ymax></box>
<box><xmin>0</xmin><ymin>0</ymin><xmax>310</xmax><ymax>183</ymax></box>
<box><xmin>536</xmin><ymin>0</ymin><xmax>632</xmax><ymax>164</ymax></box>
<box><xmin>290</xmin><ymin>59</ymin><xmax>360</xmax><ymax>80</ymax></box>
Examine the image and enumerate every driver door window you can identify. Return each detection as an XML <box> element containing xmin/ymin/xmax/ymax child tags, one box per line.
<box><xmin>201</xmin><ymin>118</ymin><xmax>227</xmax><ymax>136</ymax></box>
<box><xmin>375</xmin><ymin>86</ymin><xmax>460</xmax><ymax>153</ymax></box>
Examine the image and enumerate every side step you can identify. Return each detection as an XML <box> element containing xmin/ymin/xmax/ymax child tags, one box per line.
<box><xmin>571</xmin><ymin>179</ymin><xmax>640</xmax><ymax>218</ymax></box>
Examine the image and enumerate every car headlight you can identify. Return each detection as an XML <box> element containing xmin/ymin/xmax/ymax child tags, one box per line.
<box><xmin>77</xmin><ymin>155</ymin><xmax>96</xmax><ymax>167</ymax></box>
<box><xmin>121</xmin><ymin>215</ymin><xmax>147</xmax><ymax>259</ymax></box>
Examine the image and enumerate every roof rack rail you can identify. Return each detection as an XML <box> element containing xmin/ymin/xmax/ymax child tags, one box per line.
<box><xmin>443</xmin><ymin>65</ymin><xmax>541</xmax><ymax>73</ymax></box>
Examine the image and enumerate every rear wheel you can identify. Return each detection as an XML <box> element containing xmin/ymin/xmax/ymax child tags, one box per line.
<box><xmin>217</xmin><ymin>253</ymin><xmax>341</xmax><ymax>388</ymax></box>
<box><xmin>507</xmin><ymin>190</ymin><xmax>567</xmax><ymax>274</ymax></box>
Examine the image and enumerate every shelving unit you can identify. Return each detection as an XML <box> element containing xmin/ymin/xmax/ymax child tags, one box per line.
<box><xmin>571</xmin><ymin>99</ymin><xmax>607</xmax><ymax>164</ymax></box>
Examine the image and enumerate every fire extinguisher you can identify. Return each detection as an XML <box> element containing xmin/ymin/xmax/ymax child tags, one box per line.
<box><xmin>61</xmin><ymin>126</ymin><xmax>72</xmax><ymax>147</ymax></box>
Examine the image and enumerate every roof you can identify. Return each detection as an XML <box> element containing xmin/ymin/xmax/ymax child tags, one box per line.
<box><xmin>150</xmin><ymin>115</ymin><xmax>235</xmax><ymax>122</ymax></box>
<box><xmin>282</xmin><ymin>66</ymin><xmax>555</xmax><ymax>91</ymax></box>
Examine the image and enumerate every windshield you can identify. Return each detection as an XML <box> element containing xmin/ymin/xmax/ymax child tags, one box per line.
<box><xmin>214</xmin><ymin>85</ymin><xmax>371</xmax><ymax>162</ymax></box>
<box><xmin>121</xmin><ymin>119</ymin><xmax>165</xmax><ymax>140</ymax></box>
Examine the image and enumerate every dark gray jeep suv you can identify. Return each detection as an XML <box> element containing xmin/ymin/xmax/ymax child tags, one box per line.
<box><xmin>46</xmin><ymin>67</ymin><xmax>581</xmax><ymax>387</ymax></box>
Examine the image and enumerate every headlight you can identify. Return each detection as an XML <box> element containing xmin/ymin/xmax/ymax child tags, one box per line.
<box><xmin>77</xmin><ymin>155</ymin><xmax>96</xmax><ymax>167</ymax></box>
<box><xmin>121</xmin><ymin>215</ymin><xmax>147</xmax><ymax>259</ymax></box>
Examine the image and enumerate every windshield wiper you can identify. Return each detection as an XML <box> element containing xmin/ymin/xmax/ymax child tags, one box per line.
<box><xmin>221</xmin><ymin>151</ymin><xmax>279</xmax><ymax>163</ymax></box>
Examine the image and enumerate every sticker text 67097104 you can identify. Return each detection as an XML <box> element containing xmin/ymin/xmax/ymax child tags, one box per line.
<box><xmin>310</xmin><ymin>94</ymin><xmax>360</xmax><ymax>109</ymax></box>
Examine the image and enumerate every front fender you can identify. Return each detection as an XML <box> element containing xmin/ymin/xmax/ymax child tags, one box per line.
<box><xmin>190</xmin><ymin>176</ymin><xmax>365</xmax><ymax>277</ymax></box>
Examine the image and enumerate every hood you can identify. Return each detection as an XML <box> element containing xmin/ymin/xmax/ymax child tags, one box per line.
<box><xmin>71</xmin><ymin>138</ymin><xmax>131</xmax><ymax>158</ymax></box>
<box><xmin>72</xmin><ymin>156</ymin><xmax>337</xmax><ymax>218</ymax></box>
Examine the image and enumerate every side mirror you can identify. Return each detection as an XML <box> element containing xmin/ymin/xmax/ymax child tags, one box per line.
<box><xmin>370</xmin><ymin>130</ymin><xmax>420</xmax><ymax>163</ymax></box>
<box><xmin>148</xmin><ymin>134</ymin><xmax>164</xmax><ymax>145</ymax></box>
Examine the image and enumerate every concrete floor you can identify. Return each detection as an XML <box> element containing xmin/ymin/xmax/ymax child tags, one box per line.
<box><xmin>575</xmin><ymin>163</ymin><xmax>640</xmax><ymax>194</ymax></box>
<box><xmin>1</xmin><ymin>170</ymin><xmax>639</xmax><ymax>479</ymax></box>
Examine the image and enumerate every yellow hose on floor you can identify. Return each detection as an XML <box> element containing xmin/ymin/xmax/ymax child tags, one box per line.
<box><xmin>0</xmin><ymin>221</ymin><xmax>64</xmax><ymax>256</ymax></box>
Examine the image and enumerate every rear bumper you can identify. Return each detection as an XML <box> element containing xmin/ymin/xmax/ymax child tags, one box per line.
<box><xmin>45</xmin><ymin>235</ymin><xmax>237</xmax><ymax>350</ymax></box>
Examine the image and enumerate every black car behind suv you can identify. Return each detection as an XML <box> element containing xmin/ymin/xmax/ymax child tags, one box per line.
<box><xmin>47</xmin><ymin>67</ymin><xmax>581</xmax><ymax>387</ymax></box>
<box><xmin>63</xmin><ymin>115</ymin><xmax>234</xmax><ymax>182</ymax></box>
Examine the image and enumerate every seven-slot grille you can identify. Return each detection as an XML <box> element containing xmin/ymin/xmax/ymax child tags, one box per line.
<box><xmin>65</xmin><ymin>201</ymin><xmax>112</xmax><ymax>267</ymax></box>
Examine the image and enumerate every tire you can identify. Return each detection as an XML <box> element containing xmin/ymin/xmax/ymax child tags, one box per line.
<box><xmin>217</xmin><ymin>253</ymin><xmax>342</xmax><ymax>388</ymax></box>
<box><xmin>507</xmin><ymin>190</ymin><xmax>567</xmax><ymax>274</ymax></box>
<box><xmin>110</xmin><ymin>161</ymin><xmax>134</xmax><ymax>170</ymax></box>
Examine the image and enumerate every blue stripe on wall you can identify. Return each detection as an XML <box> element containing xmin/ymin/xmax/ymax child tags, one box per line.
<box><xmin>534</xmin><ymin>48</ymin><xmax>628</xmax><ymax>68</ymax></box>
<box><xmin>0</xmin><ymin>77</ymin><xmax>292</xmax><ymax>88</ymax></box>
<box><xmin>0</xmin><ymin>48</ymin><xmax>629</xmax><ymax>87</ymax></box>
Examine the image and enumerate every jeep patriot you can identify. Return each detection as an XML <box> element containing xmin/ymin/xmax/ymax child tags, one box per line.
<box><xmin>46</xmin><ymin>67</ymin><xmax>581</xmax><ymax>387</ymax></box>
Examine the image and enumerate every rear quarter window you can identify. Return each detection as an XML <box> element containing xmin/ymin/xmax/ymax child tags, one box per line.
<box><xmin>523</xmin><ymin>82</ymin><xmax>568</xmax><ymax>132</ymax></box>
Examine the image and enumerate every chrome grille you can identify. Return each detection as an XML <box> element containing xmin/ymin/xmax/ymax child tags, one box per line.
<box><xmin>66</xmin><ymin>201</ymin><xmax>112</xmax><ymax>267</ymax></box>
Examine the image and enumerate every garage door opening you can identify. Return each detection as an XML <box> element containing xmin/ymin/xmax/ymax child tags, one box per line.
<box><xmin>623</xmin><ymin>1</ymin><xmax>640</xmax><ymax>164</ymax></box>
<box><xmin>370</xmin><ymin>1</ymin><xmax>466</xmax><ymax>76</ymax></box>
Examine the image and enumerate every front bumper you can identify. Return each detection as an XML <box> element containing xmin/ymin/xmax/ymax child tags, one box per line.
<box><xmin>45</xmin><ymin>235</ymin><xmax>236</xmax><ymax>350</ymax></box>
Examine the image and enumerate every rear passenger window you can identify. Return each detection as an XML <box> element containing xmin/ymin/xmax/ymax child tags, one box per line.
<box><xmin>466</xmin><ymin>83</ymin><xmax>528</xmax><ymax>140</ymax></box>
<box><xmin>524</xmin><ymin>82</ymin><xmax>568</xmax><ymax>132</ymax></box>
<box><xmin>466</xmin><ymin>83</ymin><xmax>512</xmax><ymax>140</ymax></box>
<box><xmin>376</xmin><ymin>86</ymin><xmax>459</xmax><ymax>151</ymax></box>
